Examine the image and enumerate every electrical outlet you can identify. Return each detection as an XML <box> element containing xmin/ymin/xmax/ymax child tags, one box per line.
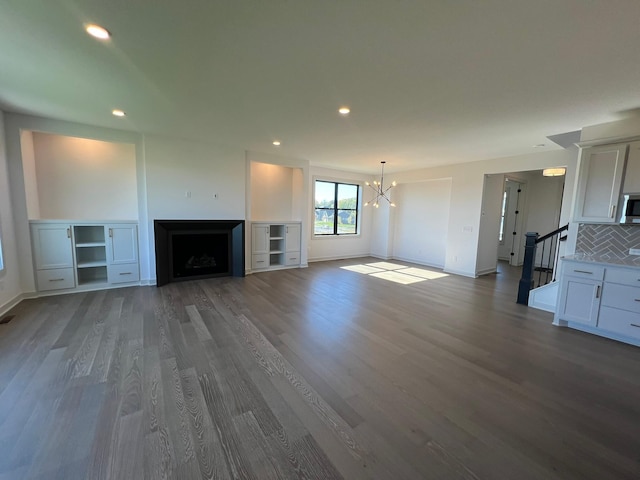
<box><xmin>629</xmin><ymin>248</ymin><xmax>640</xmax><ymax>256</ymax></box>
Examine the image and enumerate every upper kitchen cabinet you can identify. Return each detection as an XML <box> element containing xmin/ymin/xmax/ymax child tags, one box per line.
<box><xmin>573</xmin><ymin>143</ymin><xmax>627</xmax><ymax>223</ymax></box>
<box><xmin>622</xmin><ymin>141</ymin><xmax>640</xmax><ymax>194</ymax></box>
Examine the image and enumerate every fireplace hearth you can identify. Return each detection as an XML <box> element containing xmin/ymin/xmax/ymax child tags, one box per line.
<box><xmin>154</xmin><ymin>220</ymin><xmax>244</xmax><ymax>286</ymax></box>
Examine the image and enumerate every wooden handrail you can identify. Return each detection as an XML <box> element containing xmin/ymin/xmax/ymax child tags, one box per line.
<box><xmin>535</xmin><ymin>223</ymin><xmax>568</xmax><ymax>244</ymax></box>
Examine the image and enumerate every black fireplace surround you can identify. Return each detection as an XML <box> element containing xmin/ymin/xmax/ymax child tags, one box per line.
<box><xmin>154</xmin><ymin>220</ymin><xmax>245</xmax><ymax>287</ymax></box>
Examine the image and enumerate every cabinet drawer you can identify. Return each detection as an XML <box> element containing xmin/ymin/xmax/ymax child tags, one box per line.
<box><xmin>598</xmin><ymin>306</ymin><xmax>640</xmax><ymax>340</ymax></box>
<box><xmin>601</xmin><ymin>283</ymin><xmax>640</xmax><ymax>313</ymax></box>
<box><xmin>604</xmin><ymin>267</ymin><xmax>640</xmax><ymax>285</ymax></box>
<box><xmin>252</xmin><ymin>254</ymin><xmax>269</xmax><ymax>270</ymax></box>
<box><xmin>285</xmin><ymin>251</ymin><xmax>300</xmax><ymax>266</ymax></box>
<box><xmin>108</xmin><ymin>263</ymin><xmax>140</xmax><ymax>284</ymax></box>
<box><xmin>37</xmin><ymin>268</ymin><xmax>75</xmax><ymax>291</ymax></box>
<box><xmin>563</xmin><ymin>263</ymin><xmax>605</xmax><ymax>280</ymax></box>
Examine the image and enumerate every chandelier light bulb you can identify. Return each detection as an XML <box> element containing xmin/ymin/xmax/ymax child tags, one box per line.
<box><xmin>365</xmin><ymin>161</ymin><xmax>397</xmax><ymax>208</ymax></box>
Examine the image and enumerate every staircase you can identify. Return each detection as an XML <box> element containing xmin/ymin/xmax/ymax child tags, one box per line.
<box><xmin>517</xmin><ymin>224</ymin><xmax>568</xmax><ymax>311</ymax></box>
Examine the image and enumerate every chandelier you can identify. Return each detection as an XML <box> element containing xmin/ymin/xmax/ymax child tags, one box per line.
<box><xmin>364</xmin><ymin>161</ymin><xmax>397</xmax><ymax>208</ymax></box>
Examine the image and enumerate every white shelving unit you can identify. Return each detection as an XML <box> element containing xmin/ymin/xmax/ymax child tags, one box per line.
<box><xmin>251</xmin><ymin>222</ymin><xmax>301</xmax><ymax>272</ymax></box>
<box><xmin>74</xmin><ymin>225</ymin><xmax>108</xmax><ymax>286</ymax></box>
<box><xmin>30</xmin><ymin>220</ymin><xmax>139</xmax><ymax>293</ymax></box>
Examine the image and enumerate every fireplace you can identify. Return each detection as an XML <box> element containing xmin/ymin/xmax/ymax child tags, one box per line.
<box><xmin>154</xmin><ymin>220</ymin><xmax>245</xmax><ymax>287</ymax></box>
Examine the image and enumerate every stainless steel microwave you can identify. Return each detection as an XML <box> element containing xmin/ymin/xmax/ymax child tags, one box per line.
<box><xmin>620</xmin><ymin>194</ymin><xmax>640</xmax><ymax>224</ymax></box>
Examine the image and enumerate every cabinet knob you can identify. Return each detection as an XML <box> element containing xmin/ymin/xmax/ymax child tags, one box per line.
<box><xmin>595</xmin><ymin>285</ymin><xmax>601</xmax><ymax>298</ymax></box>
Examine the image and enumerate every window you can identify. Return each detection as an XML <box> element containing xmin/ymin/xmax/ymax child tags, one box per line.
<box><xmin>314</xmin><ymin>180</ymin><xmax>360</xmax><ymax>235</ymax></box>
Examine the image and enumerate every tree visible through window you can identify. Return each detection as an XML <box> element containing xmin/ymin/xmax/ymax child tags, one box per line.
<box><xmin>314</xmin><ymin>180</ymin><xmax>359</xmax><ymax>235</ymax></box>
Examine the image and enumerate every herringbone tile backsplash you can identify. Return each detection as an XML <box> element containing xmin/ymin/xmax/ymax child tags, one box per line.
<box><xmin>576</xmin><ymin>224</ymin><xmax>640</xmax><ymax>262</ymax></box>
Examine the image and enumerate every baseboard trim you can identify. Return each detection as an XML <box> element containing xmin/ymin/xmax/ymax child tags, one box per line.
<box><xmin>308</xmin><ymin>254</ymin><xmax>370</xmax><ymax>263</ymax></box>
<box><xmin>443</xmin><ymin>267</ymin><xmax>477</xmax><ymax>278</ymax></box>
<box><xmin>0</xmin><ymin>292</ymin><xmax>35</xmax><ymax>317</ymax></box>
<box><xmin>476</xmin><ymin>267</ymin><xmax>497</xmax><ymax>276</ymax></box>
<box><xmin>390</xmin><ymin>255</ymin><xmax>444</xmax><ymax>270</ymax></box>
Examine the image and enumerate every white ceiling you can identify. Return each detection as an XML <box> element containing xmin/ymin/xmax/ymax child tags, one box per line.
<box><xmin>2</xmin><ymin>1</ymin><xmax>640</xmax><ymax>174</ymax></box>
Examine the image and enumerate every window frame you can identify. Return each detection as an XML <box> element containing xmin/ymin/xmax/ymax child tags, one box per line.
<box><xmin>313</xmin><ymin>179</ymin><xmax>361</xmax><ymax>236</ymax></box>
<box><xmin>0</xmin><ymin>221</ymin><xmax>5</xmax><ymax>276</ymax></box>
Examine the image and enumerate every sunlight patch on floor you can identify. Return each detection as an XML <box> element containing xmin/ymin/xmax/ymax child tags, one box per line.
<box><xmin>340</xmin><ymin>261</ymin><xmax>449</xmax><ymax>285</ymax></box>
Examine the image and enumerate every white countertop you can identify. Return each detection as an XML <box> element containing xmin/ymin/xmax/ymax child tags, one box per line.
<box><xmin>562</xmin><ymin>254</ymin><xmax>640</xmax><ymax>268</ymax></box>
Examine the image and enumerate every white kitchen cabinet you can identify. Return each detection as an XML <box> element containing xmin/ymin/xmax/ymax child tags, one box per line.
<box><xmin>555</xmin><ymin>259</ymin><xmax>640</xmax><ymax>346</ymax></box>
<box><xmin>622</xmin><ymin>141</ymin><xmax>640</xmax><ymax>193</ymax></box>
<box><xmin>556</xmin><ymin>263</ymin><xmax>604</xmax><ymax>327</ymax></box>
<box><xmin>31</xmin><ymin>221</ymin><xmax>139</xmax><ymax>293</ymax></box>
<box><xmin>251</xmin><ymin>222</ymin><xmax>301</xmax><ymax>272</ymax></box>
<box><xmin>573</xmin><ymin>143</ymin><xmax>627</xmax><ymax>223</ymax></box>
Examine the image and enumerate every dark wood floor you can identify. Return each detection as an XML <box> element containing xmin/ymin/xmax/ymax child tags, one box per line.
<box><xmin>0</xmin><ymin>258</ymin><xmax>639</xmax><ymax>479</ymax></box>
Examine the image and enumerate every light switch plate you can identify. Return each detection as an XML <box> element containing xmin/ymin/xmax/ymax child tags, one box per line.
<box><xmin>629</xmin><ymin>248</ymin><xmax>640</xmax><ymax>255</ymax></box>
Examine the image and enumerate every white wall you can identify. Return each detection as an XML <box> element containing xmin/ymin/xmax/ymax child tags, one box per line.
<box><xmin>250</xmin><ymin>162</ymin><xmax>298</xmax><ymax>221</ymax></box>
<box><xmin>309</xmin><ymin>166</ymin><xmax>373</xmax><ymax>262</ymax></box>
<box><xmin>385</xmin><ymin>148</ymin><xmax>578</xmax><ymax>277</ymax></box>
<box><xmin>143</xmin><ymin>134</ymin><xmax>246</xmax><ymax>281</ymax></box>
<box><xmin>20</xmin><ymin>130</ymin><xmax>40</xmax><ymax>219</ymax></box>
<box><xmin>524</xmin><ymin>172</ymin><xmax>565</xmax><ymax>235</ymax></box>
<box><xmin>392</xmin><ymin>178</ymin><xmax>452</xmax><ymax>268</ymax></box>
<box><xmin>0</xmin><ymin>112</ymin><xmax>24</xmax><ymax>314</ymax></box>
<box><xmin>30</xmin><ymin>132</ymin><xmax>138</xmax><ymax>220</ymax></box>
<box><xmin>477</xmin><ymin>174</ymin><xmax>504</xmax><ymax>274</ymax></box>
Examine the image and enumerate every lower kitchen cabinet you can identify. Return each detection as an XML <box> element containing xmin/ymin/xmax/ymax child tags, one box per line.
<box><xmin>555</xmin><ymin>258</ymin><xmax>640</xmax><ymax>346</ymax></box>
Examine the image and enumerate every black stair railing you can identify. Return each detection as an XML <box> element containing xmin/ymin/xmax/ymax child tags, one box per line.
<box><xmin>516</xmin><ymin>223</ymin><xmax>569</xmax><ymax>305</ymax></box>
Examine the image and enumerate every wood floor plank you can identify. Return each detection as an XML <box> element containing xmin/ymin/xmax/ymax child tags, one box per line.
<box><xmin>0</xmin><ymin>260</ymin><xmax>638</xmax><ymax>478</ymax></box>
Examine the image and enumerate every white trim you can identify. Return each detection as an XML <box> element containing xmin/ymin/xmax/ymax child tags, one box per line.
<box><xmin>0</xmin><ymin>292</ymin><xmax>35</xmax><ymax>317</ymax></box>
<box><xmin>308</xmin><ymin>253</ymin><xmax>370</xmax><ymax>262</ymax></box>
<box><xmin>443</xmin><ymin>267</ymin><xmax>478</xmax><ymax>278</ymax></box>
<box><xmin>476</xmin><ymin>267</ymin><xmax>497</xmax><ymax>276</ymax></box>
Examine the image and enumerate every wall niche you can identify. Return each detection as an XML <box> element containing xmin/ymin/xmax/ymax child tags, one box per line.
<box><xmin>21</xmin><ymin>130</ymin><xmax>138</xmax><ymax>220</ymax></box>
<box><xmin>250</xmin><ymin>161</ymin><xmax>303</xmax><ymax>222</ymax></box>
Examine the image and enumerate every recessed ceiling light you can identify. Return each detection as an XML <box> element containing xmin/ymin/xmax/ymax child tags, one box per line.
<box><xmin>85</xmin><ymin>24</ymin><xmax>111</xmax><ymax>40</ymax></box>
<box><xmin>112</xmin><ymin>109</ymin><xmax>126</xmax><ymax>117</ymax></box>
<box><xmin>338</xmin><ymin>107</ymin><xmax>350</xmax><ymax>115</ymax></box>
<box><xmin>532</xmin><ymin>143</ymin><xmax>546</xmax><ymax>148</ymax></box>
<box><xmin>272</xmin><ymin>140</ymin><xmax>281</xmax><ymax>146</ymax></box>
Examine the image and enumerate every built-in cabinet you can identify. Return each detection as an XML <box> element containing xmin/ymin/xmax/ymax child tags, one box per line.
<box><xmin>251</xmin><ymin>222</ymin><xmax>301</xmax><ymax>271</ymax></box>
<box><xmin>555</xmin><ymin>259</ymin><xmax>640</xmax><ymax>346</ymax></box>
<box><xmin>573</xmin><ymin>143</ymin><xmax>627</xmax><ymax>223</ymax></box>
<box><xmin>31</xmin><ymin>221</ymin><xmax>139</xmax><ymax>293</ymax></box>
